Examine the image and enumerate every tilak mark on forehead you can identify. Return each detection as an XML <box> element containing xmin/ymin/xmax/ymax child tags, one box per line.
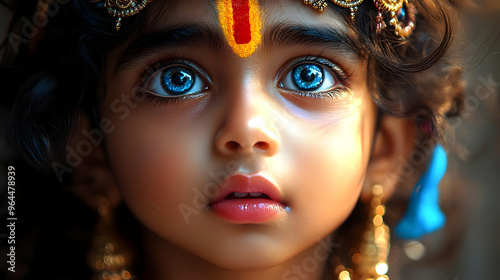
<box><xmin>216</xmin><ymin>0</ymin><xmax>262</xmax><ymax>58</ymax></box>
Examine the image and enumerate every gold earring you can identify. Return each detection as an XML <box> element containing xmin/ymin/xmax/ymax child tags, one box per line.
<box><xmin>337</xmin><ymin>184</ymin><xmax>390</xmax><ymax>280</ymax></box>
<box><xmin>87</xmin><ymin>197</ymin><xmax>134</xmax><ymax>280</ymax></box>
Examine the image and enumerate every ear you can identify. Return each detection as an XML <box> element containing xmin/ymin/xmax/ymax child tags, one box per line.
<box><xmin>361</xmin><ymin>114</ymin><xmax>416</xmax><ymax>202</ymax></box>
<box><xmin>68</xmin><ymin>111</ymin><xmax>122</xmax><ymax>210</ymax></box>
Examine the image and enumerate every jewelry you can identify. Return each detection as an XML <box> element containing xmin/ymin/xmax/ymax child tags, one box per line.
<box><xmin>87</xmin><ymin>197</ymin><xmax>135</xmax><ymax>280</ymax></box>
<box><xmin>336</xmin><ymin>184</ymin><xmax>390</xmax><ymax>280</ymax></box>
<box><xmin>381</xmin><ymin>0</ymin><xmax>416</xmax><ymax>38</ymax></box>
<box><xmin>304</xmin><ymin>0</ymin><xmax>364</xmax><ymax>19</ymax></box>
<box><xmin>303</xmin><ymin>0</ymin><xmax>417</xmax><ymax>39</ymax></box>
<box><xmin>303</xmin><ymin>0</ymin><xmax>329</xmax><ymax>12</ymax></box>
<box><xmin>87</xmin><ymin>0</ymin><xmax>416</xmax><ymax>39</ymax></box>
<box><xmin>88</xmin><ymin>0</ymin><xmax>153</xmax><ymax>31</ymax></box>
<box><xmin>395</xmin><ymin>144</ymin><xmax>447</xmax><ymax>239</ymax></box>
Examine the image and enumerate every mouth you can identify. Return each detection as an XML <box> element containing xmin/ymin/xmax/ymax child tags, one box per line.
<box><xmin>208</xmin><ymin>174</ymin><xmax>288</xmax><ymax>224</ymax></box>
<box><xmin>224</xmin><ymin>192</ymin><xmax>271</xmax><ymax>199</ymax></box>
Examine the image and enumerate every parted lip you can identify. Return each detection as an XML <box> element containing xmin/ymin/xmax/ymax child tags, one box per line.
<box><xmin>209</xmin><ymin>174</ymin><xmax>283</xmax><ymax>204</ymax></box>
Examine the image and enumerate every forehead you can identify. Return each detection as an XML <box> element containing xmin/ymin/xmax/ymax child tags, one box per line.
<box><xmin>146</xmin><ymin>0</ymin><xmax>348</xmax><ymax>33</ymax></box>
<box><xmin>111</xmin><ymin>0</ymin><xmax>362</xmax><ymax>73</ymax></box>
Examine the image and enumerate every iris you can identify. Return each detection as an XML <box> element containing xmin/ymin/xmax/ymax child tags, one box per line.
<box><xmin>292</xmin><ymin>64</ymin><xmax>324</xmax><ymax>91</ymax></box>
<box><xmin>161</xmin><ymin>67</ymin><xmax>195</xmax><ymax>95</ymax></box>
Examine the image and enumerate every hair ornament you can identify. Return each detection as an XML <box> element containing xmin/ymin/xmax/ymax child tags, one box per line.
<box><xmin>303</xmin><ymin>0</ymin><xmax>417</xmax><ymax>39</ymax></box>
<box><xmin>88</xmin><ymin>0</ymin><xmax>153</xmax><ymax>31</ymax></box>
<box><xmin>303</xmin><ymin>0</ymin><xmax>329</xmax><ymax>12</ymax></box>
<box><xmin>87</xmin><ymin>0</ymin><xmax>416</xmax><ymax>38</ymax></box>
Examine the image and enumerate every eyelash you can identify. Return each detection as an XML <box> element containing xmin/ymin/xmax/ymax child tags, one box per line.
<box><xmin>135</xmin><ymin>91</ymin><xmax>185</xmax><ymax>107</ymax></box>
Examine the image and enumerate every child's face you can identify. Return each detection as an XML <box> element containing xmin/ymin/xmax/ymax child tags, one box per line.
<box><xmin>100</xmin><ymin>0</ymin><xmax>376</xmax><ymax>269</ymax></box>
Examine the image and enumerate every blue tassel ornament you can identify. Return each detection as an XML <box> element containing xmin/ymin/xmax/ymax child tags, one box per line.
<box><xmin>394</xmin><ymin>144</ymin><xmax>447</xmax><ymax>239</ymax></box>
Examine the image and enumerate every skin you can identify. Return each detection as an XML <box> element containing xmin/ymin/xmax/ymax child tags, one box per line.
<box><xmin>94</xmin><ymin>0</ymin><xmax>389</xmax><ymax>279</ymax></box>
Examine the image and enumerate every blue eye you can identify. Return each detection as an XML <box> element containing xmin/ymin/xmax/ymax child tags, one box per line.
<box><xmin>279</xmin><ymin>58</ymin><xmax>345</xmax><ymax>94</ymax></box>
<box><xmin>162</xmin><ymin>67</ymin><xmax>196</xmax><ymax>95</ymax></box>
<box><xmin>142</xmin><ymin>62</ymin><xmax>209</xmax><ymax>98</ymax></box>
<box><xmin>292</xmin><ymin>64</ymin><xmax>324</xmax><ymax>90</ymax></box>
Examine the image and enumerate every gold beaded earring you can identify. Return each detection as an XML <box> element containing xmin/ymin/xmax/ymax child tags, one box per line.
<box><xmin>87</xmin><ymin>197</ymin><xmax>135</xmax><ymax>280</ymax></box>
<box><xmin>337</xmin><ymin>184</ymin><xmax>390</xmax><ymax>280</ymax></box>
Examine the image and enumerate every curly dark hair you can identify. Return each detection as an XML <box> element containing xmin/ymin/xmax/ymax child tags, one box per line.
<box><xmin>1</xmin><ymin>0</ymin><xmax>465</xmax><ymax>278</ymax></box>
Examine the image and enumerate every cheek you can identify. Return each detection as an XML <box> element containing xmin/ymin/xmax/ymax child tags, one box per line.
<box><xmin>284</xmin><ymin>99</ymin><xmax>373</xmax><ymax>234</ymax></box>
<box><xmin>100</xmin><ymin>95</ymin><xmax>211</xmax><ymax>224</ymax></box>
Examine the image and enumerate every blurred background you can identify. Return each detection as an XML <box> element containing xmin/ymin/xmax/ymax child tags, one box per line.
<box><xmin>0</xmin><ymin>0</ymin><xmax>499</xmax><ymax>279</ymax></box>
<box><xmin>397</xmin><ymin>0</ymin><xmax>500</xmax><ymax>279</ymax></box>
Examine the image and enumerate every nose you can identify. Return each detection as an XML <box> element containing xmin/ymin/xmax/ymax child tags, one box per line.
<box><xmin>214</xmin><ymin>94</ymin><xmax>279</xmax><ymax>157</ymax></box>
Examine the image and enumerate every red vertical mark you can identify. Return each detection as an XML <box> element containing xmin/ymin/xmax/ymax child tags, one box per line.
<box><xmin>232</xmin><ymin>0</ymin><xmax>251</xmax><ymax>44</ymax></box>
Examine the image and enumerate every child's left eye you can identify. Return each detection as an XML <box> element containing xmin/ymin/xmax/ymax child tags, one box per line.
<box><xmin>278</xmin><ymin>57</ymin><xmax>346</xmax><ymax>95</ymax></box>
<box><xmin>141</xmin><ymin>61</ymin><xmax>210</xmax><ymax>98</ymax></box>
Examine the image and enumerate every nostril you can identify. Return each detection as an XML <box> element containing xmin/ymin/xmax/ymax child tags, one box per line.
<box><xmin>254</xmin><ymin>141</ymin><xmax>269</xmax><ymax>150</ymax></box>
<box><xmin>225</xmin><ymin>141</ymin><xmax>240</xmax><ymax>151</ymax></box>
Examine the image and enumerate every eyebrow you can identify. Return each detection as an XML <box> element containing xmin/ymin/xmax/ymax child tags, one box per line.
<box><xmin>115</xmin><ymin>24</ymin><xmax>225</xmax><ymax>73</ymax></box>
<box><xmin>264</xmin><ymin>23</ymin><xmax>363</xmax><ymax>58</ymax></box>
<box><xmin>115</xmin><ymin>22</ymin><xmax>363</xmax><ymax>73</ymax></box>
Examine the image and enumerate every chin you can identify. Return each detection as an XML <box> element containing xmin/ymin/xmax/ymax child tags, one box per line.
<box><xmin>195</xmin><ymin>236</ymin><xmax>293</xmax><ymax>270</ymax></box>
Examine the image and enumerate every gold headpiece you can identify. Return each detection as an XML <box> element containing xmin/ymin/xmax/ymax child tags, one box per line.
<box><xmin>90</xmin><ymin>0</ymin><xmax>416</xmax><ymax>39</ymax></box>
<box><xmin>304</xmin><ymin>0</ymin><xmax>416</xmax><ymax>38</ymax></box>
<box><xmin>89</xmin><ymin>0</ymin><xmax>153</xmax><ymax>31</ymax></box>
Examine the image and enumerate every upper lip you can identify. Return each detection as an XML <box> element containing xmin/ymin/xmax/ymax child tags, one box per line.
<box><xmin>210</xmin><ymin>174</ymin><xmax>283</xmax><ymax>203</ymax></box>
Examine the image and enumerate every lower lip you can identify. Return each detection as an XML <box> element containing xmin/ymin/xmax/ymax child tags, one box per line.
<box><xmin>210</xmin><ymin>199</ymin><xmax>287</xmax><ymax>224</ymax></box>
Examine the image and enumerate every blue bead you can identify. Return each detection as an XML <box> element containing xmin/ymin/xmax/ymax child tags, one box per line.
<box><xmin>397</xmin><ymin>6</ymin><xmax>407</xmax><ymax>22</ymax></box>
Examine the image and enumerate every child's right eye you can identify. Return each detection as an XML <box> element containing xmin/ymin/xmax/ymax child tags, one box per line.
<box><xmin>139</xmin><ymin>59</ymin><xmax>211</xmax><ymax>100</ymax></box>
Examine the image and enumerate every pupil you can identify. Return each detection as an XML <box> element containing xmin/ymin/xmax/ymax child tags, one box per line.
<box><xmin>300</xmin><ymin>68</ymin><xmax>317</xmax><ymax>82</ymax></box>
<box><xmin>172</xmin><ymin>71</ymin><xmax>189</xmax><ymax>86</ymax></box>
<box><xmin>162</xmin><ymin>67</ymin><xmax>195</xmax><ymax>95</ymax></box>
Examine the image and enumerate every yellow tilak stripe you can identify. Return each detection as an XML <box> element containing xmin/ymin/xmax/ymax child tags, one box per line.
<box><xmin>216</xmin><ymin>0</ymin><xmax>262</xmax><ymax>58</ymax></box>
